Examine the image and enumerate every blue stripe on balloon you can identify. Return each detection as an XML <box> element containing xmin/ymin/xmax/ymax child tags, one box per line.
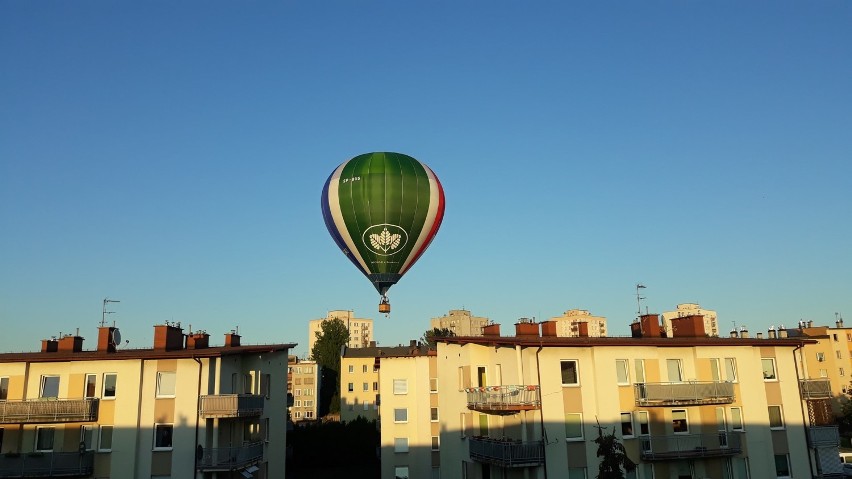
<box><xmin>321</xmin><ymin>169</ymin><xmax>369</xmax><ymax>277</ymax></box>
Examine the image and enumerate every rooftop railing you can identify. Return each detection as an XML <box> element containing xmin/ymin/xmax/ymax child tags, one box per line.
<box><xmin>634</xmin><ymin>382</ymin><xmax>735</xmax><ymax>406</ymax></box>
<box><xmin>464</xmin><ymin>386</ymin><xmax>540</xmax><ymax>415</ymax></box>
<box><xmin>0</xmin><ymin>399</ymin><xmax>99</xmax><ymax>424</ymax></box>
<box><xmin>197</xmin><ymin>442</ymin><xmax>264</xmax><ymax>471</ymax></box>
<box><xmin>198</xmin><ymin>395</ymin><xmax>264</xmax><ymax>418</ymax></box>
<box><xmin>0</xmin><ymin>451</ymin><xmax>94</xmax><ymax>477</ymax></box>
<box><xmin>640</xmin><ymin>432</ymin><xmax>742</xmax><ymax>461</ymax></box>
<box><xmin>468</xmin><ymin>437</ymin><xmax>544</xmax><ymax>467</ymax></box>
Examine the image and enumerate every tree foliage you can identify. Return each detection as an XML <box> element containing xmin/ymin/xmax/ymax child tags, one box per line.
<box><xmin>311</xmin><ymin>318</ymin><xmax>350</xmax><ymax>415</ymax></box>
<box><xmin>594</xmin><ymin>423</ymin><xmax>636</xmax><ymax>479</ymax></box>
<box><xmin>421</xmin><ymin>327</ymin><xmax>455</xmax><ymax>348</ymax></box>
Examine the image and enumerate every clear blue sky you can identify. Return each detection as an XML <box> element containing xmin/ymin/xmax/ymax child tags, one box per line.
<box><xmin>2</xmin><ymin>2</ymin><xmax>850</xmax><ymax>357</ymax></box>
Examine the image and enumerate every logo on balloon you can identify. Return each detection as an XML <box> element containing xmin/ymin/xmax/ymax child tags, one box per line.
<box><xmin>363</xmin><ymin>224</ymin><xmax>408</xmax><ymax>256</ymax></box>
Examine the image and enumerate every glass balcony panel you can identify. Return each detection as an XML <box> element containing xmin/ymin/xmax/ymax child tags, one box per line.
<box><xmin>634</xmin><ymin>382</ymin><xmax>734</xmax><ymax>406</ymax></box>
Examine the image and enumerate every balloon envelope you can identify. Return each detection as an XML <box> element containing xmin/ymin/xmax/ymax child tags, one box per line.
<box><xmin>321</xmin><ymin>152</ymin><xmax>445</xmax><ymax>296</ymax></box>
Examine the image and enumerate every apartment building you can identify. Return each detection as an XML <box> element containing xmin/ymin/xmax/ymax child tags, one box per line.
<box><xmin>662</xmin><ymin>303</ymin><xmax>719</xmax><ymax>338</ymax></box>
<box><xmin>430</xmin><ymin>310</ymin><xmax>489</xmax><ymax>337</ymax></box>
<box><xmin>413</xmin><ymin>314</ymin><xmax>839</xmax><ymax>479</ymax></box>
<box><xmin>308</xmin><ymin>310</ymin><xmax>373</xmax><ymax>355</ymax></box>
<box><xmin>542</xmin><ymin>309</ymin><xmax>607</xmax><ymax>338</ymax></box>
<box><xmin>0</xmin><ymin>323</ymin><xmax>293</xmax><ymax>479</ymax></box>
<box><xmin>287</xmin><ymin>357</ymin><xmax>320</xmax><ymax>423</ymax></box>
<box><xmin>785</xmin><ymin>319</ymin><xmax>852</xmax><ymax>414</ymax></box>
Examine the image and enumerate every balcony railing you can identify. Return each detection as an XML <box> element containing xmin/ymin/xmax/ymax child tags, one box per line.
<box><xmin>808</xmin><ymin>425</ymin><xmax>840</xmax><ymax>447</ymax></box>
<box><xmin>198</xmin><ymin>395</ymin><xmax>264</xmax><ymax>418</ymax></box>
<box><xmin>800</xmin><ymin>379</ymin><xmax>833</xmax><ymax>399</ymax></box>
<box><xmin>0</xmin><ymin>399</ymin><xmax>99</xmax><ymax>424</ymax></box>
<box><xmin>468</xmin><ymin>437</ymin><xmax>544</xmax><ymax>467</ymax></box>
<box><xmin>197</xmin><ymin>442</ymin><xmax>264</xmax><ymax>471</ymax></box>
<box><xmin>634</xmin><ymin>382</ymin><xmax>735</xmax><ymax>406</ymax></box>
<box><xmin>0</xmin><ymin>451</ymin><xmax>94</xmax><ymax>477</ymax></box>
<box><xmin>640</xmin><ymin>432</ymin><xmax>742</xmax><ymax>461</ymax></box>
<box><xmin>464</xmin><ymin>386</ymin><xmax>540</xmax><ymax>415</ymax></box>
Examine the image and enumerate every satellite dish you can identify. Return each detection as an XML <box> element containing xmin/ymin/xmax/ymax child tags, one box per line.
<box><xmin>111</xmin><ymin>329</ymin><xmax>122</xmax><ymax>346</ymax></box>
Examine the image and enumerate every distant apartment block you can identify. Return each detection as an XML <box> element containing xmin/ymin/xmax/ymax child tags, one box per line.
<box><xmin>541</xmin><ymin>309</ymin><xmax>607</xmax><ymax>337</ymax></box>
<box><xmin>288</xmin><ymin>357</ymin><xmax>320</xmax><ymax>423</ymax></box>
<box><xmin>0</xmin><ymin>323</ymin><xmax>293</xmax><ymax>479</ymax></box>
<box><xmin>662</xmin><ymin>303</ymin><xmax>719</xmax><ymax>337</ymax></box>
<box><xmin>308</xmin><ymin>310</ymin><xmax>374</xmax><ymax>355</ymax></box>
<box><xmin>785</xmin><ymin>317</ymin><xmax>852</xmax><ymax>416</ymax></box>
<box><xmin>430</xmin><ymin>309</ymin><xmax>489</xmax><ymax>336</ymax></box>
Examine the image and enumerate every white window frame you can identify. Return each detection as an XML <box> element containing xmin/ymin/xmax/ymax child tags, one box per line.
<box><xmin>395</xmin><ymin>466</ymin><xmax>410</xmax><ymax>479</ymax></box>
<box><xmin>348</xmin><ymin>365</ymin><xmax>354</xmax><ymax>373</ymax></box>
<box><xmin>709</xmin><ymin>358</ymin><xmax>721</xmax><ymax>382</ymax></box>
<box><xmin>768</xmin><ymin>405</ymin><xmax>785</xmax><ymax>430</ymax></box>
<box><xmin>430</xmin><ymin>407</ymin><xmax>439</xmax><ymax>422</ymax></box>
<box><xmin>730</xmin><ymin>407</ymin><xmax>744</xmax><ymax>431</ymax></box>
<box><xmin>620</xmin><ymin>412</ymin><xmax>635</xmax><ymax>439</ymax></box>
<box><xmin>560</xmin><ymin>360</ymin><xmax>580</xmax><ymax>386</ymax></box>
<box><xmin>762</xmin><ymin>358</ymin><xmax>778</xmax><ymax>381</ymax></box>
<box><xmin>394</xmin><ymin>437</ymin><xmax>409</xmax><ymax>453</ymax></box>
<box><xmin>40</xmin><ymin>375</ymin><xmax>60</xmax><ymax>399</ymax></box>
<box><xmin>84</xmin><ymin>374</ymin><xmax>97</xmax><ymax>399</ymax></box>
<box><xmin>35</xmin><ymin>426</ymin><xmax>55</xmax><ymax>451</ymax></box>
<box><xmin>724</xmin><ymin>357</ymin><xmax>738</xmax><ymax>382</ymax></box>
<box><xmin>98</xmin><ymin>425</ymin><xmax>113</xmax><ymax>452</ymax></box>
<box><xmin>363</xmin><ymin>382</ymin><xmax>368</xmax><ymax>392</ymax></box>
<box><xmin>774</xmin><ymin>453</ymin><xmax>791</xmax><ymax>478</ymax></box>
<box><xmin>666</xmin><ymin>359</ymin><xmax>683</xmax><ymax>383</ymax></box>
<box><xmin>565</xmin><ymin>413</ymin><xmax>584</xmax><ymax>441</ymax></box>
<box><xmin>634</xmin><ymin>359</ymin><xmax>646</xmax><ymax>383</ymax></box>
<box><xmin>431</xmin><ymin>435</ymin><xmax>440</xmax><ymax>451</ymax></box>
<box><xmin>615</xmin><ymin>359</ymin><xmax>630</xmax><ymax>385</ymax></box>
<box><xmin>153</xmin><ymin>423</ymin><xmax>174</xmax><ymax>451</ymax></box>
<box><xmin>102</xmin><ymin>373</ymin><xmax>117</xmax><ymax>399</ymax></box>
<box><xmin>80</xmin><ymin>425</ymin><xmax>95</xmax><ymax>451</ymax></box>
<box><xmin>430</xmin><ymin>377</ymin><xmax>438</xmax><ymax>393</ymax></box>
<box><xmin>637</xmin><ymin>411</ymin><xmax>650</xmax><ymax>437</ymax></box>
<box><xmin>393</xmin><ymin>379</ymin><xmax>408</xmax><ymax>395</ymax></box>
<box><xmin>672</xmin><ymin>409</ymin><xmax>689</xmax><ymax>434</ymax></box>
<box><xmin>155</xmin><ymin>371</ymin><xmax>176</xmax><ymax>398</ymax></box>
<box><xmin>394</xmin><ymin>408</ymin><xmax>408</xmax><ymax>423</ymax></box>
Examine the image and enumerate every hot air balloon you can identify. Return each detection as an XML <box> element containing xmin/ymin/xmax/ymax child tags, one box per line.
<box><xmin>321</xmin><ymin>152</ymin><xmax>445</xmax><ymax>314</ymax></box>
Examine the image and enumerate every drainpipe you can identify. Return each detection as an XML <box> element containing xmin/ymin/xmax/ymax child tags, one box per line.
<box><xmin>792</xmin><ymin>343</ymin><xmax>816</xmax><ymax>477</ymax></box>
<box><xmin>18</xmin><ymin>361</ymin><xmax>30</xmax><ymax>451</ymax></box>
<box><xmin>193</xmin><ymin>356</ymin><xmax>202</xmax><ymax>479</ymax></box>
<box><xmin>535</xmin><ymin>344</ymin><xmax>548</xmax><ymax>479</ymax></box>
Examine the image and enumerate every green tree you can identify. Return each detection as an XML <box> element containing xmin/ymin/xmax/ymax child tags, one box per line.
<box><xmin>421</xmin><ymin>327</ymin><xmax>455</xmax><ymax>348</ymax></box>
<box><xmin>311</xmin><ymin>318</ymin><xmax>350</xmax><ymax>415</ymax></box>
<box><xmin>594</xmin><ymin>423</ymin><xmax>636</xmax><ymax>479</ymax></box>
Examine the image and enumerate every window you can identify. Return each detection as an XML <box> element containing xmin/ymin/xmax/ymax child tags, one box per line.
<box><xmin>716</xmin><ymin>407</ymin><xmax>728</xmax><ymax>447</ymax></box>
<box><xmin>294</xmin><ymin>400</ymin><xmax>302</xmax><ymax>407</ymax></box>
<box><xmin>638</xmin><ymin>411</ymin><xmax>649</xmax><ymax>436</ymax></box>
<box><xmin>817</xmin><ymin>352</ymin><xmax>825</xmax><ymax>362</ymax></box>
<box><xmin>672</xmin><ymin>409</ymin><xmax>688</xmax><ymax>434</ymax></box>
<box><xmin>761</xmin><ymin>358</ymin><xmax>777</xmax><ymax>380</ymax></box>
<box><xmin>40</xmin><ymin>376</ymin><xmax>59</xmax><ymax>398</ymax></box>
<box><xmin>363</xmin><ymin>382</ymin><xmax>368</xmax><ymax>392</ymax></box>
<box><xmin>393</xmin><ymin>379</ymin><xmax>408</xmax><ymax>395</ymax></box>
<box><xmin>154</xmin><ymin>424</ymin><xmax>173</xmax><ymax>450</ymax></box>
<box><xmin>373</xmin><ymin>381</ymin><xmax>378</xmax><ymax>391</ymax></box>
<box><xmin>431</xmin><ymin>436</ymin><xmax>439</xmax><ymax>451</ymax></box>
<box><xmin>363</xmin><ymin>401</ymin><xmax>370</xmax><ymax>410</ymax></box>
<box><xmin>295</xmin><ymin>389</ymin><xmax>301</xmax><ymax>396</ymax></box>
<box><xmin>479</xmin><ymin>414</ymin><xmax>489</xmax><ymax>435</ymax></box>
<box><xmin>730</xmin><ymin>407</ymin><xmax>744</xmax><ymax>431</ymax></box>
<box><xmin>35</xmin><ymin>427</ymin><xmax>55</xmax><ymax>451</ymax></box>
<box><xmin>80</xmin><ymin>425</ymin><xmax>94</xmax><ymax>451</ymax></box>
<box><xmin>395</xmin><ymin>466</ymin><xmax>410</xmax><ymax>479</ymax></box>
<box><xmin>634</xmin><ymin>359</ymin><xmax>646</xmax><ymax>383</ymax></box>
<box><xmin>304</xmin><ymin>388</ymin><xmax>313</xmax><ymax>396</ymax></box>
<box><xmin>774</xmin><ymin>454</ymin><xmax>790</xmax><ymax>478</ymax></box>
<box><xmin>710</xmin><ymin>358</ymin><xmax>721</xmax><ymax>381</ymax></box>
<box><xmin>768</xmin><ymin>406</ymin><xmax>784</xmax><ymax>429</ymax></box>
<box><xmin>621</xmin><ymin>412</ymin><xmax>634</xmax><ymax>438</ymax></box>
<box><xmin>103</xmin><ymin>373</ymin><xmax>117</xmax><ymax>399</ymax></box>
<box><xmin>305</xmin><ymin>411</ymin><xmax>314</xmax><ymax>418</ymax></box>
<box><xmin>0</xmin><ymin>377</ymin><xmax>7</xmax><ymax>400</ymax></box>
<box><xmin>156</xmin><ymin>371</ymin><xmax>176</xmax><ymax>397</ymax></box>
<box><xmin>820</xmin><ymin>369</ymin><xmax>828</xmax><ymax>378</ymax></box>
<box><xmin>294</xmin><ymin>411</ymin><xmax>302</xmax><ymax>418</ymax></box>
<box><xmin>565</xmin><ymin>413</ymin><xmax>583</xmax><ymax>440</ymax></box>
<box><xmin>304</xmin><ymin>400</ymin><xmax>313</xmax><ymax>407</ymax></box>
<box><xmin>348</xmin><ymin>365</ymin><xmax>354</xmax><ymax>373</ymax></box>
<box><xmin>431</xmin><ymin>407</ymin><xmax>439</xmax><ymax>422</ymax></box>
<box><xmin>561</xmin><ymin>360</ymin><xmax>579</xmax><ymax>385</ymax></box>
<box><xmin>460</xmin><ymin>412</ymin><xmax>467</xmax><ymax>437</ymax></box>
<box><xmin>430</xmin><ymin>378</ymin><xmax>438</xmax><ymax>393</ymax></box>
<box><xmin>838</xmin><ymin>351</ymin><xmax>843</xmax><ymax>359</ymax></box>
<box><xmin>362</xmin><ymin>365</ymin><xmax>368</xmax><ymax>373</ymax></box>
<box><xmin>394</xmin><ymin>437</ymin><xmax>409</xmax><ymax>453</ymax></box>
<box><xmin>98</xmin><ymin>425</ymin><xmax>113</xmax><ymax>451</ymax></box>
<box><xmin>842</xmin><ymin>368</ymin><xmax>846</xmax><ymax>377</ymax></box>
<box><xmin>666</xmin><ymin>359</ymin><xmax>682</xmax><ymax>382</ymax></box>
<box><xmin>305</xmin><ymin>366</ymin><xmax>313</xmax><ymax>374</ymax></box>
<box><xmin>347</xmin><ymin>383</ymin><xmax>354</xmax><ymax>392</ymax></box>
<box><xmin>725</xmin><ymin>358</ymin><xmax>738</xmax><ymax>382</ymax></box>
<box><xmin>261</xmin><ymin>374</ymin><xmax>271</xmax><ymax>398</ymax></box>
<box><xmin>394</xmin><ymin>408</ymin><xmax>408</xmax><ymax>423</ymax></box>
<box><xmin>85</xmin><ymin>374</ymin><xmax>97</xmax><ymax>399</ymax></box>
<box><xmin>616</xmin><ymin>360</ymin><xmax>629</xmax><ymax>385</ymax></box>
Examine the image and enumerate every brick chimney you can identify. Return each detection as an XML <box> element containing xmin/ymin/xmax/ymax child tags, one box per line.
<box><xmin>97</xmin><ymin>326</ymin><xmax>119</xmax><ymax>353</ymax></box>
<box><xmin>483</xmin><ymin>324</ymin><xmax>501</xmax><ymax>337</ymax></box>
<box><xmin>576</xmin><ymin>322</ymin><xmax>589</xmax><ymax>338</ymax></box>
<box><xmin>154</xmin><ymin>324</ymin><xmax>185</xmax><ymax>351</ymax></box>
<box><xmin>224</xmin><ymin>332</ymin><xmax>241</xmax><ymax>347</ymax></box>
<box><xmin>186</xmin><ymin>332</ymin><xmax>210</xmax><ymax>349</ymax></box>
<box><xmin>514</xmin><ymin>320</ymin><xmax>539</xmax><ymax>338</ymax></box>
<box><xmin>41</xmin><ymin>339</ymin><xmax>58</xmax><ymax>353</ymax></box>
<box><xmin>670</xmin><ymin>315</ymin><xmax>706</xmax><ymax>338</ymax></box>
<box><xmin>540</xmin><ymin>321</ymin><xmax>557</xmax><ymax>337</ymax></box>
<box><xmin>58</xmin><ymin>335</ymin><xmax>84</xmax><ymax>352</ymax></box>
<box><xmin>636</xmin><ymin>314</ymin><xmax>662</xmax><ymax>338</ymax></box>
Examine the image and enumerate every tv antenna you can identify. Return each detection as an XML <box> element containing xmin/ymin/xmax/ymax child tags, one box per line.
<box><xmin>101</xmin><ymin>298</ymin><xmax>120</xmax><ymax>327</ymax></box>
<box><xmin>636</xmin><ymin>283</ymin><xmax>647</xmax><ymax>319</ymax></box>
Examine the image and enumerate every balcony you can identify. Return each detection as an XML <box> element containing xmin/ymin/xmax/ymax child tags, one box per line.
<box><xmin>198</xmin><ymin>394</ymin><xmax>264</xmax><ymax>418</ymax></box>
<box><xmin>0</xmin><ymin>399</ymin><xmax>98</xmax><ymax>424</ymax></box>
<box><xmin>640</xmin><ymin>432</ymin><xmax>742</xmax><ymax>461</ymax></box>
<box><xmin>634</xmin><ymin>382</ymin><xmax>734</xmax><ymax>407</ymax></box>
<box><xmin>197</xmin><ymin>442</ymin><xmax>264</xmax><ymax>471</ymax></box>
<box><xmin>468</xmin><ymin>437</ymin><xmax>544</xmax><ymax>467</ymax></box>
<box><xmin>808</xmin><ymin>426</ymin><xmax>840</xmax><ymax>447</ymax></box>
<box><xmin>800</xmin><ymin>379</ymin><xmax>832</xmax><ymax>399</ymax></box>
<box><xmin>0</xmin><ymin>451</ymin><xmax>94</xmax><ymax>477</ymax></box>
<box><xmin>465</xmin><ymin>386</ymin><xmax>541</xmax><ymax>415</ymax></box>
